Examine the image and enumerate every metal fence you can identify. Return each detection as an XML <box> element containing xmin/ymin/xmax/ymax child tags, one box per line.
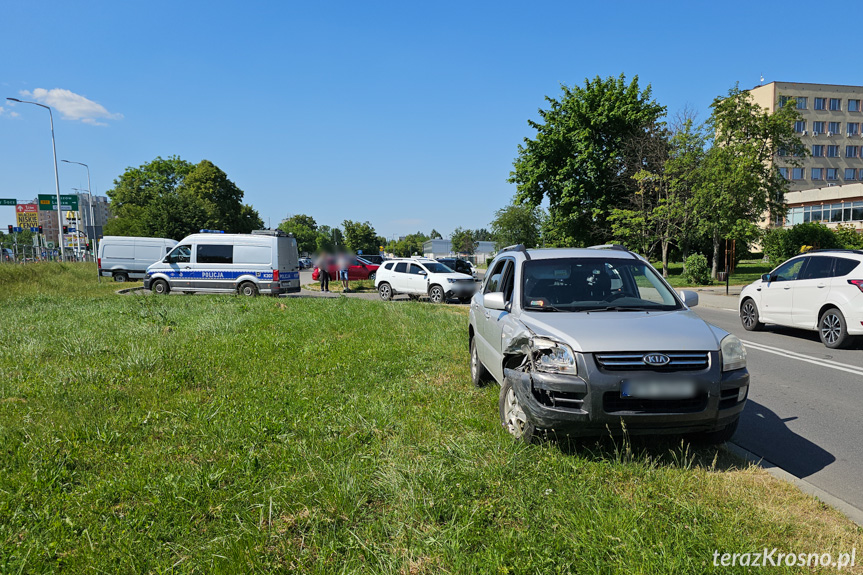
<box><xmin>0</xmin><ymin>241</ymin><xmax>95</xmax><ymax>263</ymax></box>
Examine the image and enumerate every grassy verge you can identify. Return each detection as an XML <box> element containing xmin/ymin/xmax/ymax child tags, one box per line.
<box><xmin>653</xmin><ymin>259</ymin><xmax>773</xmax><ymax>288</ymax></box>
<box><xmin>0</xmin><ymin>262</ymin><xmax>133</xmax><ymax>298</ymax></box>
<box><xmin>303</xmin><ymin>279</ymin><xmax>376</xmax><ymax>293</ymax></box>
<box><xmin>0</xmin><ymin>274</ymin><xmax>861</xmax><ymax>572</ymax></box>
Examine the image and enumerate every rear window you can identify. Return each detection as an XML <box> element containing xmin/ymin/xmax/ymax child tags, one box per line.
<box><xmin>197</xmin><ymin>244</ymin><xmax>233</xmax><ymax>264</ymax></box>
<box><xmin>383</xmin><ymin>262</ymin><xmax>394</xmax><ymax>270</ymax></box>
<box><xmin>834</xmin><ymin>258</ymin><xmax>860</xmax><ymax>277</ymax></box>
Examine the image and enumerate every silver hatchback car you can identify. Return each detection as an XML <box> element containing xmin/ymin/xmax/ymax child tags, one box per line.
<box><xmin>468</xmin><ymin>245</ymin><xmax>749</xmax><ymax>444</ymax></box>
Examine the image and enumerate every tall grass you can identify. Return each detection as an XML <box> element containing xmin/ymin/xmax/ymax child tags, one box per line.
<box><xmin>0</xmin><ymin>262</ymin><xmax>122</xmax><ymax>299</ymax></box>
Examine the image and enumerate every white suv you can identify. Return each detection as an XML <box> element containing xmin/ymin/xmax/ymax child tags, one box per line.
<box><xmin>739</xmin><ymin>250</ymin><xmax>863</xmax><ymax>348</ymax></box>
<box><xmin>375</xmin><ymin>258</ymin><xmax>477</xmax><ymax>303</ymax></box>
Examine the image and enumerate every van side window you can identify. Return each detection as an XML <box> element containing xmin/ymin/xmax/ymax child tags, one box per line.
<box><xmin>395</xmin><ymin>262</ymin><xmax>407</xmax><ymax>273</ymax></box>
<box><xmin>197</xmin><ymin>244</ymin><xmax>233</xmax><ymax>264</ymax></box>
<box><xmin>167</xmin><ymin>245</ymin><xmax>191</xmax><ymax>264</ymax></box>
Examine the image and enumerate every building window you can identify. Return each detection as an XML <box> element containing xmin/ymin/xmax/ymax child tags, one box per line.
<box><xmin>846</xmin><ymin>145</ymin><xmax>859</xmax><ymax>158</ymax></box>
<box><xmin>830</xmin><ymin>98</ymin><xmax>842</xmax><ymax>111</ymax></box>
<box><xmin>812</xmin><ymin>145</ymin><xmax>824</xmax><ymax>157</ymax></box>
<box><xmin>849</xmin><ymin>99</ymin><xmax>861</xmax><ymax>112</ymax></box>
<box><xmin>794</xmin><ymin>120</ymin><xmax>806</xmax><ymax>133</ymax></box>
<box><xmin>796</xmin><ymin>97</ymin><xmax>807</xmax><ymax>109</ymax></box>
<box><xmin>860</xmin><ymin>168</ymin><xmax>863</xmax><ymax>181</ymax></box>
<box><xmin>778</xmin><ymin>96</ymin><xmax>790</xmax><ymax>108</ymax></box>
<box><xmin>815</xmin><ymin>97</ymin><xmax>826</xmax><ymax>110</ymax></box>
<box><xmin>792</xmin><ymin>168</ymin><xmax>805</xmax><ymax>180</ymax></box>
<box><xmin>826</xmin><ymin>168</ymin><xmax>839</xmax><ymax>181</ymax></box>
<box><xmin>828</xmin><ymin>121</ymin><xmax>841</xmax><ymax>134</ymax></box>
<box><xmin>779</xmin><ymin>167</ymin><xmax>789</xmax><ymax>179</ymax></box>
<box><xmin>811</xmin><ymin>168</ymin><xmax>824</xmax><ymax>180</ymax></box>
<box><xmin>811</xmin><ymin>206</ymin><xmax>823</xmax><ymax>221</ymax></box>
<box><xmin>846</xmin><ymin>168</ymin><xmax>857</xmax><ymax>180</ymax></box>
<box><xmin>848</xmin><ymin>123</ymin><xmax>859</xmax><ymax>136</ymax></box>
<box><xmin>813</xmin><ymin>121</ymin><xmax>826</xmax><ymax>134</ymax></box>
<box><xmin>827</xmin><ymin>145</ymin><xmax>840</xmax><ymax>157</ymax></box>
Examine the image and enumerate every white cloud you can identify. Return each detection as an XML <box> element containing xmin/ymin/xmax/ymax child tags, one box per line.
<box><xmin>0</xmin><ymin>106</ymin><xmax>19</xmax><ymax>118</ymax></box>
<box><xmin>19</xmin><ymin>88</ymin><xmax>122</xmax><ymax>125</ymax></box>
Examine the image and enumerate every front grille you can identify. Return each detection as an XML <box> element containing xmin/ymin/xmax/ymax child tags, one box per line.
<box><xmin>603</xmin><ymin>392</ymin><xmax>708</xmax><ymax>414</ymax></box>
<box><xmin>595</xmin><ymin>351</ymin><xmax>710</xmax><ymax>372</ymax></box>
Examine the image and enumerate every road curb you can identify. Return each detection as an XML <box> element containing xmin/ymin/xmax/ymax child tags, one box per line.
<box><xmin>725</xmin><ymin>442</ymin><xmax>863</xmax><ymax>527</ymax></box>
<box><xmin>115</xmin><ymin>286</ymin><xmax>145</xmax><ymax>295</ymax></box>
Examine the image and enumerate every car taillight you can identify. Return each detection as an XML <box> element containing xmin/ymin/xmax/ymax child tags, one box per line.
<box><xmin>273</xmin><ymin>269</ymin><xmax>280</xmax><ymax>282</ymax></box>
<box><xmin>97</xmin><ymin>258</ymin><xmax>101</xmax><ymax>268</ymax></box>
<box><xmin>848</xmin><ymin>279</ymin><xmax>863</xmax><ymax>293</ymax></box>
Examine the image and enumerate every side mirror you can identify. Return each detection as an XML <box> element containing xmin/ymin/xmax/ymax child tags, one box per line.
<box><xmin>419</xmin><ymin>270</ymin><xmax>427</xmax><ymax>276</ymax></box>
<box><xmin>483</xmin><ymin>292</ymin><xmax>506</xmax><ymax>311</ymax></box>
<box><xmin>678</xmin><ymin>289</ymin><xmax>699</xmax><ymax>308</ymax></box>
<box><xmin>761</xmin><ymin>273</ymin><xmax>771</xmax><ymax>282</ymax></box>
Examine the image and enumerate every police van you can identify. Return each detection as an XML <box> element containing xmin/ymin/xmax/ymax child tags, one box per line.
<box><xmin>143</xmin><ymin>230</ymin><xmax>300</xmax><ymax>296</ymax></box>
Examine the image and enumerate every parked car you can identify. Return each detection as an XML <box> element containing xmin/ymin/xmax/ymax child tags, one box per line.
<box><xmin>437</xmin><ymin>257</ymin><xmax>477</xmax><ymax>279</ymax></box>
<box><xmin>299</xmin><ymin>257</ymin><xmax>313</xmax><ymax>269</ymax></box>
<box><xmin>144</xmin><ymin>229</ymin><xmax>300</xmax><ymax>296</ymax></box>
<box><xmin>375</xmin><ymin>257</ymin><xmax>477</xmax><ymax>303</ymax></box>
<box><xmin>739</xmin><ymin>250</ymin><xmax>863</xmax><ymax>348</ymax></box>
<box><xmin>312</xmin><ymin>257</ymin><xmax>379</xmax><ymax>281</ymax></box>
<box><xmin>469</xmin><ymin>244</ymin><xmax>749</xmax><ymax>444</ymax></box>
<box><xmin>98</xmin><ymin>236</ymin><xmax>178</xmax><ymax>282</ymax></box>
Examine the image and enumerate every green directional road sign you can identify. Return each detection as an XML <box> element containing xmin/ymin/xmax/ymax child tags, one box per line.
<box><xmin>0</xmin><ymin>198</ymin><xmax>17</xmax><ymax>206</ymax></box>
<box><xmin>38</xmin><ymin>194</ymin><xmax>79</xmax><ymax>211</ymax></box>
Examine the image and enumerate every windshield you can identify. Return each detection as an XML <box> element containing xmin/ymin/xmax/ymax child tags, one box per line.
<box><xmin>521</xmin><ymin>257</ymin><xmax>681</xmax><ymax>312</ymax></box>
<box><xmin>423</xmin><ymin>262</ymin><xmax>454</xmax><ymax>273</ymax></box>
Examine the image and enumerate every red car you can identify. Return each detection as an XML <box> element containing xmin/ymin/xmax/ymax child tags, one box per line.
<box><xmin>312</xmin><ymin>257</ymin><xmax>380</xmax><ymax>281</ymax></box>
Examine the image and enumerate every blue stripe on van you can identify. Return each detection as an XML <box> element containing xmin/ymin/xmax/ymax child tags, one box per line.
<box><xmin>155</xmin><ymin>270</ymin><xmax>300</xmax><ymax>281</ymax></box>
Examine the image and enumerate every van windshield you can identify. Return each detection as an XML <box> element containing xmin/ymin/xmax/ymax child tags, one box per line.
<box><xmin>166</xmin><ymin>245</ymin><xmax>191</xmax><ymax>264</ymax></box>
<box><xmin>521</xmin><ymin>257</ymin><xmax>681</xmax><ymax>312</ymax></box>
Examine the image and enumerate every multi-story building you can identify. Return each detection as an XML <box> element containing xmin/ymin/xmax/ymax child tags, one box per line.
<box><xmin>76</xmin><ymin>193</ymin><xmax>111</xmax><ymax>240</ymax></box>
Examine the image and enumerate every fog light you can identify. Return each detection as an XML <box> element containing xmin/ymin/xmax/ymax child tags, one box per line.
<box><xmin>737</xmin><ymin>385</ymin><xmax>748</xmax><ymax>403</ymax></box>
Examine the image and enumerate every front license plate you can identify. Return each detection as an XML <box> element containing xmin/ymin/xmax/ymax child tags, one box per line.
<box><xmin>620</xmin><ymin>380</ymin><xmax>697</xmax><ymax>399</ymax></box>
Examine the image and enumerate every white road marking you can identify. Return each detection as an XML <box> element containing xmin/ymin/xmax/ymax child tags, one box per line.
<box><xmin>740</xmin><ymin>339</ymin><xmax>863</xmax><ymax>377</ymax></box>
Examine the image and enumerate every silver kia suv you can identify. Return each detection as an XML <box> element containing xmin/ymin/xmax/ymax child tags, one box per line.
<box><xmin>468</xmin><ymin>245</ymin><xmax>749</xmax><ymax>443</ymax></box>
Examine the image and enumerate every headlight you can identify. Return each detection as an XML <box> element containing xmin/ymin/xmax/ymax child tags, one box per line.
<box><xmin>530</xmin><ymin>337</ymin><xmax>577</xmax><ymax>375</ymax></box>
<box><xmin>720</xmin><ymin>334</ymin><xmax>747</xmax><ymax>372</ymax></box>
<box><xmin>447</xmin><ymin>278</ymin><xmax>457</xmax><ymax>283</ymax></box>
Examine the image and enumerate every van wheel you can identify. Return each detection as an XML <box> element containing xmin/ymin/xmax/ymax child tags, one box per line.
<box><xmin>378</xmin><ymin>282</ymin><xmax>392</xmax><ymax>301</ymax></box>
<box><xmin>819</xmin><ymin>308</ymin><xmax>852</xmax><ymax>349</ymax></box>
<box><xmin>499</xmin><ymin>375</ymin><xmax>536</xmax><ymax>444</ymax></box>
<box><xmin>239</xmin><ymin>282</ymin><xmax>258</xmax><ymax>297</ymax></box>
<box><xmin>429</xmin><ymin>285</ymin><xmax>445</xmax><ymax>304</ymax></box>
<box><xmin>151</xmin><ymin>279</ymin><xmax>169</xmax><ymax>295</ymax></box>
<box><xmin>113</xmin><ymin>272</ymin><xmax>129</xmax><ymax>283</ymax></box>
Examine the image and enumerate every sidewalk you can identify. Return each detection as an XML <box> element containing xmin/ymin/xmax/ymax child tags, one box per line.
<box><xmin>688</xmin><ymin>285</ymin><xmax>744</xmax><ymax>310</ymax></box>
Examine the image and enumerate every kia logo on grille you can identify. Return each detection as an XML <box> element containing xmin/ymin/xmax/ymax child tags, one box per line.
<box><xmin>643</xmin><ymin>353</ymin><xmax>671</xmax><ymax>366</ymax></box>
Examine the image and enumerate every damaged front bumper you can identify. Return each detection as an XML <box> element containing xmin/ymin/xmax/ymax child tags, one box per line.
<box><xmin>503</xmin><ymin>360</ymin><xmax>749</xmax><ymax>437</ymax></box>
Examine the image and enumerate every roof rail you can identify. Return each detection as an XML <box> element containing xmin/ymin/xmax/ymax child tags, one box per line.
<box><xmin>499</xmin><ymin>244</ymin><xmax>531</xmax><ymax>260</ymax></box>
<box><xmin>587</xmin><ymin>244</ymin><xmax>643</xmax><ymax>260</ymax></box>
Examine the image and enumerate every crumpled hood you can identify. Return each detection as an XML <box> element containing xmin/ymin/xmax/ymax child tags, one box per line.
<box><xmin>518</xmin><ymin>309</ymin><xmax>726</xmax><ymax>353</ymax></box>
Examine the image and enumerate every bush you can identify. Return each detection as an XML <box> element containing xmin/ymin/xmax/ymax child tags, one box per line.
<box><xmin>683</xmin><ymin>254</ymin><xmax>711</xmax><ymax>285</ymax></box>
<box><xmin>834</xmin><ymin>224</ymin><xmax>863</xmax><ymax>250</ymax></box>
<box><xmin>762</xmin><ymin>223</ymin><xmax>843</xmax><ymax>266</ymax></box>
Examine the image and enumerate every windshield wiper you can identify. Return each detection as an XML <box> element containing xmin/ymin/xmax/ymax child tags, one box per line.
<box><xmin>523</xmin><ymin>304</ymin><xmax>564</xmax><ymax>312</ymax></box>
<box><xmin>578</xmin><ymin>305</ymin><xmax>648</xmax><ymax>312</ymax></box>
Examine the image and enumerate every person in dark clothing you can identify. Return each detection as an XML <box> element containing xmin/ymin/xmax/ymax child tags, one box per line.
<box><xmin>315</xmin><ymin>254</ymin><xmax>331</xmax><ymax>292</ymax></box>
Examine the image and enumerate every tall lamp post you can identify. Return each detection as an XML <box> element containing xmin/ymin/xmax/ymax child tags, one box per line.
<box><xmin>6</xmin><ymin>97</ymin><xmax>65</xmax><ymax>260</ymax></box>
<box><xmin>63</xmin><ymin>160</ymin><xmax>96</xmax><ymax>259</ymax></box>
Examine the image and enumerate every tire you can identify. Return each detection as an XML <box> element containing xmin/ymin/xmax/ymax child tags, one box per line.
<box><xmin>113</xmin><ymin>272</ymin><xmax>129</xmax><ymax>283</ymax></box>
<box><xmin>692</xmin><ymin>417</ymin><xmax>739</xmax><ymax>445</ymax></box>
<box><xmin>470</xmin><ymin>336</ymin><xmax>490</xmax><ymax>387</ymax></box>
<box><xmin>819</xmin><ymin>307</ymin><xmax>853</xmax><ymax>349</ymax></box>
<box><xmin>368</xmin><ymin>272</ymin><xmax>376</xmax><ymax>281</ymax></box>
<box><xmin>378</xmin><ymin>282</ymin><xmax>392</xmax><ymax>301</ymax></box>
<box><xmin>151</xmin><ymin>279</ymin><xmax>169</xmax><ymax>295</ymax></box>
<box><xmin>429</xmin><ymin>285</ymin><xmax>445</xmax><ymax>304</ymax></box>
<box><xmin>239</xmin><ymin>281</ymin><xmax>258</xmax><ymax>297</ymax></box>
<box><xmin>740</xmin><ymin>298</ymin><xmax>765</xmax><ymax>331</ymax></box>
<box><xmin>499</xmin><ymin>375</ymin><xmax>537</xmax><ymax>443</ymax></box>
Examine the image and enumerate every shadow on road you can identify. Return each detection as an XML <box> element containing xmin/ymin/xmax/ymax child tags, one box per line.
<box><xmin>736</xmin><ymin>399</ymin><xmax>836</xmax><ymax>479</ymax></box>
<box><xmin>759</xmin><ymin>324</ymin><xmax>863</xmax><ymax>350</ymax></box>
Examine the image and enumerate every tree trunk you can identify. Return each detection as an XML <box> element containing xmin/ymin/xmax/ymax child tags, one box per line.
<box><xmin>711</xmin><ymin>230</ymin><xmax>720</xmax><ymax>279</ymax></box>
<box><xmin>661</xmin><ymin>240</ymin><xmax>669</xmax><ymax>278</ymax></box>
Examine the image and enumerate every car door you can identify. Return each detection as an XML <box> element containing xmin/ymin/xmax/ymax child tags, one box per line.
<box><xmin>791</xmin><ymin>256</ymin><xmax>834</xmax><ymax>328</ymax></box>
<box><xmin>164</xmin><ymin>244</ymin><xmax>193</xmax><ymax>290</ymax></box>
<box><xmin>760</xmin><ymin>257</ymin><xmax>806</xmax><ymax>325</ymax></box>
<box><xmin>391</xmin><ymin>262</ymin><xmax>410</xmax><ymax>292</ymax></box>
<box><xmin>405</xmin><ymin>263</ymin><xmax>428</xmax><ymax>295</ymax></box>
<box><xmin>476</xmin><ymin>259</ymin><xmax>514</xmax><ymax>381</ymax></box>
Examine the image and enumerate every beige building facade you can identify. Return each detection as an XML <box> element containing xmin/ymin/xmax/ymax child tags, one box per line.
<box><xmin>749</xmin><ymin>82</ymin><xmax>863</xmax><ymax>192</ymax></box>
<box><xmin>781</xmin><ymin>183</ymin><xmax>863</xmax><ymax>231</ymax></box>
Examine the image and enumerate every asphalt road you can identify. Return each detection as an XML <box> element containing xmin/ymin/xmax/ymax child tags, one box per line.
<box><xmin>692</xmin><ymin>303</ymin><xmax>863</xmax><ymax>514</ymax></box>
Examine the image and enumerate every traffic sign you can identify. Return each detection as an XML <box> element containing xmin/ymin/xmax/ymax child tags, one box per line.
<box><xmin>0</xmin><ymin>199</ymin><xmax>16</xmax><ymax>206</ymax></box>
<box><xmin>15</xmin><ymin>204</ymin><xmax>38</xmax><ymax>229</ymax></box>
<box><xmin>38</xmin><ymin>194</ymin><xmax>78</xmax><ymax>211</ymax></box>
<box><xmin>30</xmin><ymin>227</ymin><xmax>39</xmax><ymax>233</ymax></box>
<box><xmin>13</xmin><ymin>227</ymin><xmax>22</xmax><ymax>233</ymax></box>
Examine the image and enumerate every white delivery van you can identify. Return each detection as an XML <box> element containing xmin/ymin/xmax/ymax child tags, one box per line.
<box><xmin>143</xmin><ymin>230</ymin><xmax>300</xmax><ymax>296</ymax></box>
<box><xmin>98</xmin><ymin>236</ymin><xmax>179</xmax><ymax>282</ymax></box>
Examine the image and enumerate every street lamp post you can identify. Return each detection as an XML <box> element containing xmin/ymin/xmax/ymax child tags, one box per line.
<box><xmin>64</xmin><ymin>160</ymin><xmax>97</xmax><ymax>268</ymax></box>
<box><xmin>6</xmin><ymin>97</ymin><xmax>65</xmax><ymax>260</ymax></box>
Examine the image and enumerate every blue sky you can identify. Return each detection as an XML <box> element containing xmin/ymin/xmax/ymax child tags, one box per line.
<box><xmin>2</xmin><ymin>0</ymin><xmax>861</xmax><ymax>238</ymax></box>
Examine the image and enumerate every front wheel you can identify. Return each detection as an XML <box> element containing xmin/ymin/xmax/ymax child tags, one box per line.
<box><xmin>113</xmin><ymin>272</ymin><xmax>129</xmax><ymax>283</ymax></box>
<box><xmin>740</xmin><ymin>298</ymin><xmax>765</xmax><ymax>331</ymax></box>
<box><xmin>239</xmin><ymin>281</ymin><xmax>258</xmax><ymax>297</ymax></box>
<box><xmin>819</xmin><ymin>308</ymin><xmax>853</xmax><ymax>349</ymax></box>
<box><xmin>151</xmin><ymin>279</ymin><xmax>169</xmax><ymax>295</ymax></box>
<box><xmin>470</xmin><ymin>337</ymin><xmax>490</xmax><ymax>387</ymax></box>
<box><xmin>378</xmin><ymin>282</ymin><xmax>392</xmax><ymax>301</ymax></box>
<box><xmin>499</xmin><ymin>376</ymin><xmax>537</xmax><ymax>443</ymax></box>
<box><xmin>429</xmin><ymin>285</ymin><xmax>445</xmax><ymax>304</ymax></box>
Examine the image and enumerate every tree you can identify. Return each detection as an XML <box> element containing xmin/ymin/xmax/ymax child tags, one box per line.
<box><xmin>490</xmin><ymin>201</ymin><xmax>545</xmax><ymax>248</ymax></box>
<box><xmin>428</xmin><ymin>229</ymin><xmax>442</xmax><ymax>239</ymax></box>
<box><xmin>342</xmin><ymin>220</ymin><xmax>379</xmax><ymax>254</ymax></box>
<box><xmin>278</xmin><ymin>214</ymin><xmax>318</xmax><ymax>254</ymax></box>
<box><xmin>509</xmin><ymin>74</ymin><xmax>666</xmax><ymax>247</ymax></box>
<box><xmin>104</xmin><ymin>156</ymin><xmax>262</xmax><ymax>239</ymax></box>
<box><xmin>451</xmin><ymin>227</ymin><xmax>476</xmax><ymax>254</ymax></box>
<box><xmin>387</xmin><ymin>232</ymin><xmax>428</xmax><ymax>257</ymax></box>
<box><xmin>693</xmin><ymin>85</ymin><xmax>803</xmax><ymax>277</ymax></box>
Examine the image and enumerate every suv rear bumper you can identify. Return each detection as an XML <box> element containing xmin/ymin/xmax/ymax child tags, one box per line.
<box><xmin>504</xmin><ymin>365</ymin><xmax>749</xmax><ymax>436</ymax></box>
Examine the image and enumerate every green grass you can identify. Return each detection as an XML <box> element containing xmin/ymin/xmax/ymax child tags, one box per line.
<box><xmin>654</xmin><ymin>259</ymin><xmax>773</xmax><ymax>288</ymax></box>
<box><xmin>1</xmin><ymin>271</ymin><xmax>861</xmax><ymax>573</ymax></box>
<box><xmin>0</xmin><ymin>262</ymin><xmax>130</xmax><ymax>298</ymax></box>
<box><xmin>304</xmin><ymin>279</ymin><xmax>376</xmax><ymax>293</ymax></box>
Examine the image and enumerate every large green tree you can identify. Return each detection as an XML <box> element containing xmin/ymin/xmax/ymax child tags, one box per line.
<box><xmin>490</xmin><ymin>201</ymin><xmax>545</xmax><ymax>248</ymax></box>
<box><xmin>386</xmin><ymin>232</ymin><xmax>428</xmax><ymax>257</ymax></box>
<box><xmin>510</xmin><ymin>74</ymin><xmax>666</xmax><ymax>247</ymax></box>
<box><xmin>278</xmin><ymin>214</ymin><xmax>319</xmax><ymax>254</ymax></box>
<box><xmin>694</xmin><ymin>86</ymin><xmax>803</xmax><ymax>277</ymax></box>
<box><xmin>451</xmin><ymin>227</ymin><xmax>477</xmax><ymax>255</ymax></box>
<box><xmin>104</xmin><ymin>156</ymin><xmax>262</xmax><ymax>239</ymax></box>
<box><xmin>342</xmin><ymin>220</ymin><xmax>379</xmax><ymax>255</ymax></box>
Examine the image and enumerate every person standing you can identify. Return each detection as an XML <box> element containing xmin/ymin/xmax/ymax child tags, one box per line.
<box><xmin>315</xmin><ymin>254</ymin><xmax>330</xmax><ymax>293</ymax></box>
<box><xmin>337</xmin><ymin>252</ymin><xmax>351</xmax><ymax>293</ymax></box>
